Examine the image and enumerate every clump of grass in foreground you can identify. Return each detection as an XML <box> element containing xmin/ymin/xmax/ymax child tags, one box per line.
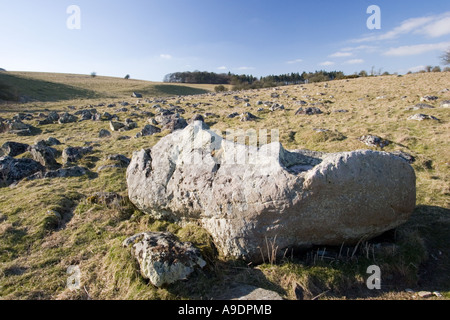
<box><xmin>257</xmin><ymin>224</ymin><xmax>428</xmax><ymax>300</ymax></box>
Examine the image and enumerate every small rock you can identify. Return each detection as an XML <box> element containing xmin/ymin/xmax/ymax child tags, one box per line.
<box><xmin>87</xmin><ymin>192</ymin><xmax>123</xmax><ymax>206</ymax></box>
<box><xmin>191</xmin><ymin>114</ymin><xmax>205</xmax><ymax>123</ymax></box>
<box><xmin>295</xmin><ymin>100</ymin><xmax>308</xmax><ymax>106</ymax></box>
<box><xmin>418</xmin><ymin>291</ymin><xmax>433</xmax><ymax>298</ymax></box>
<box><xmin>123</xmin><ymin>232</ymin><xmax>206</xmax><ymax>287</ymax></box>
<box><xmin>62</xmin><ymin>147</ymin><xmax>93</xmax><ymax>164</ymax></box>
<box><xmin>440</xmin><ymin>100</ymin><xmax>450</xmax><ymax>108</ymax></box>
<box><xmin>105</xmin><ymin>154</ymin><xmax>130</xmax><ymax>167</ymax></box>
<box><xmin>28</xmin><ymin>166</ymin><xmax>88</xmax><ymax>180</ymax></box>
<box><xmin>132</xmin><ymin>92</ymin><xmax>143</xmax><ymax>98</ymax></box>
<box><xmin>99</xmin><ymin>129</ymin><xmax>112</xmax><ymax>138</ymax></box>
<box><xmin>295</xmin><ymin>107</ymin><xmax>323</xmax><ymax>115</ymax></box>
<box><xmin>44</xmin><ymin>137</ymin><xmax>62</xmax><ymax>146</ymax></box>
<box><xmin>269</xmin><ymin>103</ymin><xmax>285</xmax><ymax>112</ymax></box>
<box><xmin>0</xmin><ymin>157</ymin><xmax>44</xmax><ymax>187</ymax></box>
<box><xmin>240</xmin><ymin>112</ymin><xmax>257</xmax><ymax>122</ymax></box>
<box><xmin>1</xmin><ymin>142</ymin><xmax>30</xmax><ymax>157</ymax></box>
<box><xmin>110</xmin><ymin>121</ymin><xmax>125</xmax><ymax>132</ymax></box>
<box><xmin>407</xmin><ymin>114</ymin><xmax>439</xmax><ymax>121</ymax></box>
<box><xmin>137</xmin><ymin>125</ymin><xmax>161</xmax><ymax>138</ymax></box>
<box><xmin>227</xmin><ymin>112</ymin><xmax>240</xmax><ymax>119</ymax></box>
<box><xmin>405</xmin><ymin>103</ymin><xmax>435</xmax><ymax>111</ymax></box>
<box><xmin>58</xmin><ymin>112</ymin><xmax>78</xmax><ymax>124</ymax></box>
<box><xmin>420</xmin><ymin>96</ymin><xmax>438</xmax><ymax>102</ymax></box>
<box><xmin>359</xmin><ymin>135</ymin><xmax>390</xmax><ymax>149</ymax></box>
<box><xmin>28</xmin><ymin>143</ymin><xmax>60</xmax><ymax>170</ymax></box>
<box><xmin>115</xmin><ymin>107</ymin><xmax>129</xmax><ymax>113</ymax></box>
<box><xmin>216</xmin><ymin>284</ymin><xmax>283</xmax><ymax>301</ymax></box>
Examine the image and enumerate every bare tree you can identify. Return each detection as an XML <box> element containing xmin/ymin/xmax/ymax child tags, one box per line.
<box><xmin>441</xmin><ymin>48</ymin><xmax>450</xmax><ymax>65</ymax></box>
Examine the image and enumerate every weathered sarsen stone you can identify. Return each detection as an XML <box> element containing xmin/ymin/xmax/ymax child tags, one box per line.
<box><xmin>122</xmin><ymin>232</ymin><xmax>206</xmax><ymax>287</ymax></box>
<box><xmin>127</xmin><ymin>122</ymin><xmax>416</xmax><ymax>263</ymax></box>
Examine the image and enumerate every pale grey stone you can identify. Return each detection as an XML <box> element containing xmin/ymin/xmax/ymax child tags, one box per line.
<box><xmin>127</xmin><ymin>123</ymin><xmax>416</xmax><ymax>263</ymax></box>
<box><xmin>123</xmin><ymin>232</ymin><xmax>206</xmax><ymax>287</ymax></box>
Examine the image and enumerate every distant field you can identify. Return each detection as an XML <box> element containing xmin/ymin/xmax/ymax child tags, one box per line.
<box><xmin>0</xmin><ymin>71</ymin><xmax>215</xmax><ymax>102</ymax></box>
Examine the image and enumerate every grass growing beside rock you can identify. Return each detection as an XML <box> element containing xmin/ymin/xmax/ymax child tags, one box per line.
<box><xmin>0</xmin><ymin>71</ymin><xmax>449</xmax><ymax>300</ymax></box>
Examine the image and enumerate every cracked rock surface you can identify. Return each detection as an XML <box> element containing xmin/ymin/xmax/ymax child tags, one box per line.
<box><xmin>127</xmin><ymin>122</ymin><xmax>416</xmax><ymax>263</ymax></box>
<box><xmin>123</xmin><ymin>232</ymin><xmax>206</xmax><ymax>287</ymax></box>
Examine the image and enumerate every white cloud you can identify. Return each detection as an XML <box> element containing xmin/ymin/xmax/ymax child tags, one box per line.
<box><xmin>329</xmin><ymin>52</ymin><xmax>352</xmax><ymax>58</ymax></box>
<box><xmin>160</xmin><ymin>54</ymin><xmax>172</xmax><ymax>60</ymax></box>
<box><xmin>217</xmin><ymin>66</ymin><xmax>227</xmax><ymax>70</ymax></box>
<box><xmin>237</xmin><ymin>66</ymin><xmax>255</xmax><ymax>71</ymax></box>
<box><xmin>319</xmin><ymin>61</ymin><xmax>335</xmax><ymax>66</ymax></box>
<box><xmin>417</xmin><ymin>15</ymin><xmax>450</xmax><ymax>38</ymax></box>
<box><xmin>351</xmin><ymin>12</ymin><xmax>450</xmax><ymax>43</ymax></box>
<box><xmin>384</xmin><ymin>41</ymin><xmax>450</xmax><ymax>56</ymax></box>
<box><xmin>341</xmin><ymin>45</ymin><xmax>377</xmax><ymax>52</ymax></box>
<box><xmin>286</xmin><ymin>58</ymin><xmax>303</xmax><ymax>64</ymax></box>
<box><xmin>345</xmin><ymin>59</ymin><xmax>364</xmax><ymax>64</ymax></box>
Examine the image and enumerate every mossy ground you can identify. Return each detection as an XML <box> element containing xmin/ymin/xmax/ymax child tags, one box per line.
<box><xmin>0</xmin><ymin>72</ymin><xmax>449</xmax><ymax>300</ymax></box>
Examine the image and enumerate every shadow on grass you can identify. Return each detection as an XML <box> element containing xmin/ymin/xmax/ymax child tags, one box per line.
<box><xmin>166</xmin><ymin>260</ymin><xmax>287</xmax><ymax>300</ymax></box>
<box><xmin>166</xmin><ymin>204</ymin><xmax>450</xmax><ymax>300</ymax></box>
<box><xmin>146</xmin><ymin>84</ymin><xmax>209</xmax><ymax>97</ymax></box>
<box><xmin>0</xmin><ymin>73</ymin><xmax>100</xmax><ymax>102</ymax></box>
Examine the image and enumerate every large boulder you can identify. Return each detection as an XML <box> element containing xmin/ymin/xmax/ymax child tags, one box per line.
<box><xmin>127</xmin><ymin>122</ymin><xmax>416</xmax><ymax>263</ymax></box>
<box><xmin>122</xmin><ymin>232</ymin><xmax>206</xmax><ymax>287</ymax></box>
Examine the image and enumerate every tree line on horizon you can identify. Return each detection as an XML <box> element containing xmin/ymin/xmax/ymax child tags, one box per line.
<box><xmin>163</xmin><ymin>70</ymin><xmax>355</xmax><ymax>91</ymax></box>
<box><xmin>163</xmin><ymin>49</ymin><xmax>450</xmax><ymax>91</ymax></box>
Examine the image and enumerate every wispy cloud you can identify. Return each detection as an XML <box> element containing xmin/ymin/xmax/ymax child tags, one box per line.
<box><xmin>319</xmin><ymin>61</ymin><xmax>335</xmax><ymax>66</ymax></box>
<box><xmin>160</xmin><ymin>54</ymin><xmax>172</xmax><ymax>60</ymax></box>
<box><xmin>352</xmin><ymin>12</ymin><xmax>450</xmax><ymax>43</ymax></box>
<box><xmin>217</xmin><ymin>66</ymin><xmax>227</xmax><ymax>70</ymax></box>
<box><xmin>383</xmin><ymin>41</ymin><xmax>450</xmax><ymax>56</ymax></box>
<box><xmin>237</xmin><ymin>66</ymin><xmax>255</xmax><ymax>71</ymax></box>
<box><xmin>329</xmin><ymin>52</ymin><xmax>352</xmax><ymax>58</ymax></box>
<box><xmin>417</xmin><ymin>15</ymin><xmax>450</xmax><ymax>38</ymax></box>
<box><xmin>341</xmin><ymin>45</ymin><xmax>377</xmax><ymax>52</ymax></box>
<box><xmin>345</xmin><ymin>59</ymin><xmax>364</xmax><ymax>64</ymax></box>
<box><xmin>286</xmin><ymin>58</ymin><xmax>303</xmax><ymax>64</ymax></box>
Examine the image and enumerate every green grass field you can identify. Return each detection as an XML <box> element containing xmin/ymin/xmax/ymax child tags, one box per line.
<box><xmin>0</xmin><ymin>71</ymin><xmax>449</xmax><ymax>300</ymax></box>
<box><xmin>0</xmin><ymin>71</ymin><xmax>213</xmax><ymax>102</ymax></box>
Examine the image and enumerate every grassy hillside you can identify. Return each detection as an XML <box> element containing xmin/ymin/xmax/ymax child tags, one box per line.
<box><xmin>0</xmin><ymin>71</ymin><xmax>449</xmax><ymax>300</ymax></box>
<box><xmin>0</xmin><ymin>72</ymin><xmax>212</xmax><ymax>102</ymax></box>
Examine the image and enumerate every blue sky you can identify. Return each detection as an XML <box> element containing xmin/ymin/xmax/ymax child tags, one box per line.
<box><xmin>1</xmin><ymin>0</ymin><xmax>449</xmax><ymax>81</ymax></box>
